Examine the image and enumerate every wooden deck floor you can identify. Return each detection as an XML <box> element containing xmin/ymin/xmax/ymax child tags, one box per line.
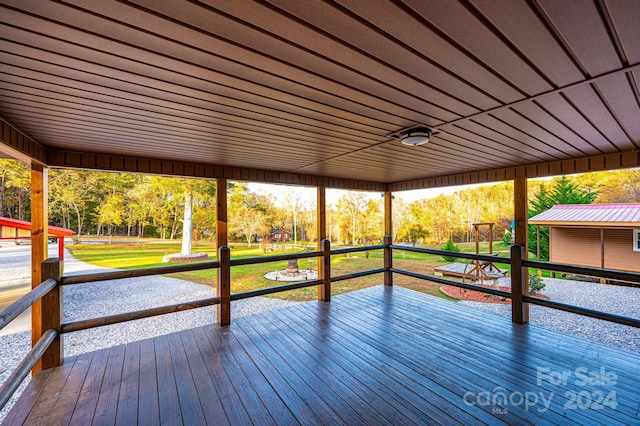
<box><xmin>6</xmin><ymin>285</ymin><xmax>640</xmax><ymax>425</ymax></box>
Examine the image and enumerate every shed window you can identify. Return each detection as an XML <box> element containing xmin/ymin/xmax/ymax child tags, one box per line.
<box><xmin>634</xmin><ymin>229</ymin><xmax>640</xmax><ymax>252</ymax></box>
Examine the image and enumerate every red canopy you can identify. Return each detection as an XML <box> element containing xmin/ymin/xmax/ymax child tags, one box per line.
<box><xmin>0</xmin><ymin>217</ymin><xmax>74</xmax><ymax>237</ymax></box>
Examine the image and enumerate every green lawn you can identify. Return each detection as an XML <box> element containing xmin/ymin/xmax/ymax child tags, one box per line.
<box><xmin>68</xmin><ymin>240</ymin><xmax>517</xmax><ymax>302</ymax></box>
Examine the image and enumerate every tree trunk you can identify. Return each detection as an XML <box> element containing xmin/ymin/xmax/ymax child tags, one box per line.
<box><xmin>170</xmin><ymin>209</ymin><xmax>179</xmax><ymax>239</ymax></box>
<box><xmin>18</xmin><ymin>188</ymin><xmax>25</xmax><ymax>220</ymax></box>
<box><xmin>181</xmin><ymin>189</ymin><xmax>193</xmax><ymax>255</ymax></box>
<box><xmin>74</xmin><ymin>204</ymin><xmax>83</xmax><ymax>240</ymax></box>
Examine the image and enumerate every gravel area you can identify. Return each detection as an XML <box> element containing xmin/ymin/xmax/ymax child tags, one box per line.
<box><xmin>0</xmin><ymin>247</ymin><xmax>297</xmax><ymax>424</ymax></box>
<box><xmin>460</xmin><ymin>277</ymin><xmax>640</xmax><ymax>353</ymax></box>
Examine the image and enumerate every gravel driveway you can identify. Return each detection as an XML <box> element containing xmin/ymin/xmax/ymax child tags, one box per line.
<box><xmin>460</xmin><ymin>277</ymin><xmax>640</xmax><ymax>353</ymax></box>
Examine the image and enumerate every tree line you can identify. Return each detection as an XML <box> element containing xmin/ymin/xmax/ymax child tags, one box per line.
<box><xmin>1</xmin><ymin>159</ymin><xmax>638</xmax><ymax>254</ymax></box>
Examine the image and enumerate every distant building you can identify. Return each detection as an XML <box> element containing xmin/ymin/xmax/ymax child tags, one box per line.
<box><xmin>0</xmin><ymin>217</ymin><xmax>74</xmax><ymax>259</ymax></box>
<box><xmin>270</xmin><ymin>228</ymin><xmax>292</xmax><ymax>242</ymax></box>
<box><xmin>529</xmin><ymin>203</ymin><xmax>640</xmax><ymax>273</ymax></box>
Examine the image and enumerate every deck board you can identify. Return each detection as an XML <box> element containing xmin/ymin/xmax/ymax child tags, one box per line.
<box><xmin>46</xmin><ymin>352</ymin><xmax>93</xmax><ymax>425</ymax></box>
<box><xmin>8</xmin><ymin>285</ymin><xmax>640</xmax><ymax>425</ymax></box>
<box><xmin>154</xmin><ymin>334</ymin><xmax>182</xmax><ymax>425</ymax></box>
<box><xmin>68</xmin><ymin>346</ymin><xmax>109</xmax><ymax>426</ymax></box>
<box><xmin>93</xmin><ymin>345</ymin><xmax>125</xmax><ymax>426</ymax></box>
<box><xmin>136</xmin><ymin>338</ymin><xmax>159</xmax><ymax>425</ymax></box>
<box><xmin>115</xmin><ymin>340</ymin><xmax>141</xmax><ymax>425</ymax></box>
<box><xmin>178</xmin><ymin>329</ymin><xmax>228</xmax><ymax>425</ymax></box>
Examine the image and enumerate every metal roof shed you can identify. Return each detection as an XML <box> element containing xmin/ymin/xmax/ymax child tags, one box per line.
<box><xmin>530</xmin><ymin>204</ymin><xmax>640</xmax><ymax>273</ymax></box>
<box><xmin>0</xmin><ymin>217</ymin><xmax>73</xmax><ymax>259</ymax></box>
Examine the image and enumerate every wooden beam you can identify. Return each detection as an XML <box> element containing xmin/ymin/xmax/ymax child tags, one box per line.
<box><xmin>384</xmin><ymin>191</ymin><xmax>392</xmax><ymax>237</ymax></box>
<box><xmin>389</xmin><ymin>150</ymin><xmax>640</xmax><ymax>192</ymax></box>
<box><xmin>47</xmin><ymin>149</ymin><xmax>387</xmax><ymax>191</ymax></box>
<box><xmin>216</xmin><ymin>178</ymin><xmax>227</xmax><ymax>249</ymax></box>
<box><xmin>317</xmin><ymin>186</ymin><xmax>328</xmax><ymax>301</ymax></box>
<box><xmin>513</xmin><ymin>177</ymin><xmax>528</xmax><ymax>250</ymax></box>
<box><xmin>30</xmin><ymin>163</ymin><xmax>49</xmax><ymax>374</ymax></box>
<box><xmin>511</xmin><ymin>244</ymin><xmax>529</xmax><ymax>324</ymax></box>
<box><xmin>600</xmin><ymin>228</ymin><xmax>605</xmax><ymax>272</ymax></box>
<box><xmin>40</xmin><ymin>259</ymin><xmax>62</xmax><ymax>370</ymax></box>
<box><xmin>217</xmin><ymin>246</ymin><xmax>231</xmax><ymax>326</ymax></box>
<box><xmin>512</xmin><ymin>177</ymin><xmax>529</xmax><ymax>324</ymax></box>
<box><xmin>384</xmin><ymin>235</ymin><xmax>393</xmax><ymax>286</ymax></box>
<box><xmin>319</xmin><ymin>239</ymin><xmax>331</xmax><ymax>302</ymax></box>
<box><xmin>0</xmin><ymin>118</ymin><xmax>47</xmax><ymax>164</ymax></box>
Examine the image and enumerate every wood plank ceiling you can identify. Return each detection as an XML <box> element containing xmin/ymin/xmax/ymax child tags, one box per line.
<box><xmin>1</xmin><ymin>0</ymin><xmax>639</xmax><ymax>188</ymax></box>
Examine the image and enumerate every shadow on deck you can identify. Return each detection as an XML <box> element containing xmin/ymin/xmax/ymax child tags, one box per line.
<box><xmin>6</xmin><ymin>285</ymin><xmax>640</xmax><ymax>425</ymax></box>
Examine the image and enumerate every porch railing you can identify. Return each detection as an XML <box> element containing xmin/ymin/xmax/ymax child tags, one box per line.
<box><xmin>2</xmin><ymin>237</ymin><xmax>640</xmax><ymax>413</ymax></box>
<box><xmin>0</xmin><ymin>259</ymin><xmax>61</xmax><ymax>410</ymax></box>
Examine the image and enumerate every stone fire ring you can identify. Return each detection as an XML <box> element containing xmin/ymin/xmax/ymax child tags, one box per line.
<box><xmin>162</xmin><ymin>252</ymin><xmax>209</xmax><ymax>263</ymax></box>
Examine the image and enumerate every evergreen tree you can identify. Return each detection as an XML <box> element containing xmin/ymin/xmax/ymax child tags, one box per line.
<box><xmin>528</xmin><ymin>176</ymin><xmax>597</xmax><ymax>260</ymax></box>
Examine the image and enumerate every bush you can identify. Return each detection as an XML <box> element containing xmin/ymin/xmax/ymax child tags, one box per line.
<box><xmin>529</xmin><ymin>274</ymin><xmax>546</xmax><ymax>295</ymax></box>
<box><xmin>502</xmin><ymin>231</ymin><xmax>512</xmax><ymax>246</ymax></box>
<box><xmin>441</xmin><ymin>238</ymin><xmax>461</xmax><ymax>262</ymax></box>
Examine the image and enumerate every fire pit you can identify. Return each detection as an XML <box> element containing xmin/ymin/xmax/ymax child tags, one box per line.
<box><xmin>264</xmin><ymin>259</ymin><xmax>318</xmax><ymax>282</ymax></box>
<box><xmin>287</xmin><ymin>259</ymin><xmax>299</xmax><ymax>274</ymax></box>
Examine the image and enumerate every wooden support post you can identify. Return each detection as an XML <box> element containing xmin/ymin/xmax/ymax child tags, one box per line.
<box><xmin>536</xmin><ymin>225</ymin><xmax>542</xmax><ymax>277</ymax></box>
<box><xmin>489</xmin><ymin>223</ymin><xmax>494</xmax><ymax>254</ymax></box>
<box><xmin>40</xmin><ymin>259</ymin><xmax>63</xmax><ymax>370</ymax></box>
<box><xmin>514</xmin><ymin>177</ymin><xmax>528</xmax><ymax>249</ymax></box>
<box><xmin>216</xmin><ymin>178</ymin><xmax>228</xmax><ymax>249</ymax></box>
<box><xmin>317</xmin><ymin>186</ymin><xmax>327</xmax><ymax>301</ymax></box>
<box><xmin>383</xmin><ymin>191</ymin><xmax>393</xmax><ymax>286</ymax></box>
<box><xmin>384</xmin><ymin>191</ymin><xmax>393</xmax><ymax>237</ymax></box>
<box><xmin>319</xmin><ymin>239</ymin><xmax>331</xmax><ymax>302</ymax></box>
<box><xmin>511</xmin><ymin>244</ymin><xmax>529</xmax><ymax>324</ymax></box>
<box><xmin>474</xmin><ymin>224</ymin><xmax>480</xmax><ymax>254</ymax></box>
<box><xmin>31</xmin><ymin>163</ymin><xmax>49</xmax><ymax>373</ymax></box>
<box><xmin>217</xmin><ymin>246</ymin><xmax>231</xmax><ymax>326</ymax></box>
<box><xmin>384</xmin><ymin>234</ymin><xmax>393</xmax><ymax>286</ymax></box>
<box><xmin>600</xmin><ymin>228</ymin><xmax>606</xmax><ymax>284</ymax></box>
<box><xmin>58</xmin><ymin>237</ymin><xmax>65</xmax><ymax>260</ymax></box>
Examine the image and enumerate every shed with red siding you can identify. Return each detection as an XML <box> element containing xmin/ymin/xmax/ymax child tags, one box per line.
<box><xmin>0</xmin><ymin>217</ymin><xmax>73</xmax><ymax>259</ymax></box>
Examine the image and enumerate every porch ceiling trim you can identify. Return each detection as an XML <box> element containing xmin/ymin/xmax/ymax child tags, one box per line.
<box><xmin>46</xmin><ymin>148</ymin><xmax>387</xmax><ymax>192</ymax></box>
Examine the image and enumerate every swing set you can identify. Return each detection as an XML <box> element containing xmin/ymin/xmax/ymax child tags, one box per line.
<box><xmin>462</xmin><ymin>222</ymin><xmax>507</xmax><ymax>285</ymax></box>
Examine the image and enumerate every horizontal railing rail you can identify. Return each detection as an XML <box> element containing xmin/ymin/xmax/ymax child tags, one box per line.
<box><xmin>329</xmin><ymin>245</ymin><xmax>384</xmax><ymax>255</ymax></box>
<box><xmin>391</xmin><ymin>244</ymin><xmax>510</xmax><ymax>264</ymax></box>
<box><xmin>231</xmin><ymin>279</ymin><xmax>323</xmax><ymax>301</ymax></box>
<box><xmin>0</xmin><ymin>278</ymin><xmax>56</xmax><ymax>332</ymax></box>
<box><xmin>524</xmin><ymin>259</ymin><xmax>640</xmax><ymax>287</ymax></box>
<box><xmin>331</xmin><ymin>268</ymin><xmax>386</xmax><ymax>283</ymax></box>
<box><xmin>0</xmin><ymin>329</ymin><xmax>56</xmax><ymax>410</ymax></box>
<box><xmin>391</xmin><ymin>267</ymin><xmax>512</xmax><ymax>299</ymax></box>
<box><xmin>522</xmin><ymin>295</ymin><xmax>640</xmax><ymax>328</ymax></box>
<box><xmin>61</xmin><ymin>260</ymin><xmax>222</xmax><ymax>285</ymax></box>
<box><xmin>61</xmin><ymin>296</ymin><xmax>223</xmax><ymax>333</ymax></box>
<box><xmin>230</xmin><ymin>250</ymin><xmax>321</xmax><ymax>266</ymax></box>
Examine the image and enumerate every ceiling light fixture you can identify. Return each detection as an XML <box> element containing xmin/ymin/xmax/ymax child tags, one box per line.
<box><xmin>398</xmin><ymin>127</ymin><xmax>432</xmax><ymax>146</ymax></box>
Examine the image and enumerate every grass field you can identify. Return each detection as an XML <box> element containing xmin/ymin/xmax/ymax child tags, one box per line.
<box><xmin>68</xmin><ymin>240</ymin><xmax>513</xmax><ymax>302</ymax></box>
